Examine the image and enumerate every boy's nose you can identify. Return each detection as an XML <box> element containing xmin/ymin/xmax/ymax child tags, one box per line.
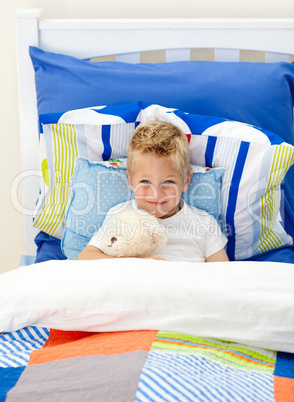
<box><xmin>151</xmin><ymin>185</ymin><xmax>165</xmax><ymax>198</ymax></box>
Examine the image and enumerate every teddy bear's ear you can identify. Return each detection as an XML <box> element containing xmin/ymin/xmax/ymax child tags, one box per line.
<box><xmin>111</xmin><ymin>237</ymin><xmax>117</xmax><ymax>244</ymax></box>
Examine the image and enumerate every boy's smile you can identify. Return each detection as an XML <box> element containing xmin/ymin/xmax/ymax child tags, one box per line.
<box><xmin>127</xmin><ymin>153</ymin><xmax>192</xmax><ymax>219</ymax></box>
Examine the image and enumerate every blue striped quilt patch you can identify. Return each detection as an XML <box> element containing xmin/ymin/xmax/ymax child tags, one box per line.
<box><xmin>0</xmin><ymin>327</ymin><xmax>49</xmax><ymax>368</ymax></box>
<box><xmin>135</xmin><ymin>332</ymin><xmax>276</xmax><ymax>402</ymax></box>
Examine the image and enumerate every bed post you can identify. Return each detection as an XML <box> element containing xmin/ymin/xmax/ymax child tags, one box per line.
<box><xmin>14</xmin><ymin>9</ymin><xmax>42</xmax><ymax>256</ymax></box>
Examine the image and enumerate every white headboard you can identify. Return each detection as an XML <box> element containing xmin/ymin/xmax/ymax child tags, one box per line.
<box><xmin>14</xmin><ymin>9</ymin><xmax>294</xmax><ymax>255</ymax></box>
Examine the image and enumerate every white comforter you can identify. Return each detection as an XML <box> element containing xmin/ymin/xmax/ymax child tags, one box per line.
<box><xmin>1</xmin><ymin>258</ymin><xmax>293</xmax><ymax>353</ymax></box>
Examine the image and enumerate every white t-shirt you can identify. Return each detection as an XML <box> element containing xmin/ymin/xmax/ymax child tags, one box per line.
<box><xmin>89</xmin><ymin>200</ymin><xmax>227</xmax><ymax>263</ymax></box>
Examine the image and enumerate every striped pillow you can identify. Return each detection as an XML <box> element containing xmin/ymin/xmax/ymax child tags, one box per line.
<box><xmin>34</xmin><ymin>102</ymin><xmax>144</xmax><ymax>225</ymax></box>
<box><xmin>190</xmin><ymin>124</ymin><xmax>294</xmax><ymax>260</ymax></box>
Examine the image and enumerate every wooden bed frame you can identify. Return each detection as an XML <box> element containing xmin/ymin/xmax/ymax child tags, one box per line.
<box><xmin>14</xmin><ymin>9</ymin><xmax>294</xmax><ymax>256</ymax></box>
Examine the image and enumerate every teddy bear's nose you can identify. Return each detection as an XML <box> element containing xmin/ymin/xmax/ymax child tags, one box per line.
<box><xmin>111</xmin><ymin>237</ymin><xmax>117</xmax><ymax>244</ymax></box>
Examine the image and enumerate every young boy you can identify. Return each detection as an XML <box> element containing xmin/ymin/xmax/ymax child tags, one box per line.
<box><xmin>78</xmin><ymin>120</ymin><xmax>228</xmax><ymax>262</ymax></box>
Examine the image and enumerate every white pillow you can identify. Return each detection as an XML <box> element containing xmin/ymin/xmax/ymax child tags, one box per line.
<box><xmin>1</xmin><ymin>259</ymin><xmax>293</xmax><ymax>353</ymax></box>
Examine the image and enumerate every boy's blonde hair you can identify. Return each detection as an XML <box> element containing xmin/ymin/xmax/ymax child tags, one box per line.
<box><xmin>127</xmin><ymin>120</ymin><xmax>190</xmax><ymax>179</ymax></box>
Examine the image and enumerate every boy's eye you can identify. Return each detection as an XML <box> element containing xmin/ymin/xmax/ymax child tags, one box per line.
<box><xmin>141</xmin><ymin>180</ymin><xmax>150</xmax><ymax>184</ymax></box>
<box><xmin>163</xmin><ymin>180</ymin><xmax>174</xmax><ymax>185</ymax></box>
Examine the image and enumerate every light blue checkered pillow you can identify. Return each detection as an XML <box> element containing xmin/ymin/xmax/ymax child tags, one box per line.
<box><xmin>62</xmin><ymin>157</ymin><xmax>225</xmax><ymax>260</ymax></box>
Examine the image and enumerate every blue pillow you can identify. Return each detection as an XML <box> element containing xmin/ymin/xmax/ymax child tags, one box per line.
<box><xmin>35</xmin><ymin>231</ymin><xmax>67</xmax><ymax>263</ymax></box>
<box><xmin>182</xmin><ymin>165</ymin><xmax>224</xmax><ymax>221</ymax></box>
<box><xmin>30</xmin><ymin>46</ymin><xmax>294</xmax><ymax>144</ymax></box>
<box><xmin>62</xmin><ymin>157</ymin><xmax>225</xmax><ymax>260</ymax></box>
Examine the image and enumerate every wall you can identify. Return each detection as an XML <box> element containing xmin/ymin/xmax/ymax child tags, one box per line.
<box><xmin>1</xmin><ymin>0</ymin><xmax>294</xmax><ymax>274</ymax></box>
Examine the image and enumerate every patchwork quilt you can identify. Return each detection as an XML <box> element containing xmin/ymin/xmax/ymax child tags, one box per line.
<box><xmin>1</xmin><ymin>327</ymin><xmax>294</xmax><ymax>401</ymax></box>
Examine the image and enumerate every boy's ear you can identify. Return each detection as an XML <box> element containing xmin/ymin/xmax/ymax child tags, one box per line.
<box><xmin>126</xmin><ymin>170</ymin><xmax>134</xmax><ymax>190</ymax></box>
<box><xmin>182</xmin><ymin>170</ymin><xmax>193</xmax><ymax>192</ymax></box>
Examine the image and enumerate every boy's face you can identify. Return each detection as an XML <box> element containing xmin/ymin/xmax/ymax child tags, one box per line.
<box><xmin>127</xmin><ymin>153</ymin><xmax>193</xmax><ymax>219</ymax></box>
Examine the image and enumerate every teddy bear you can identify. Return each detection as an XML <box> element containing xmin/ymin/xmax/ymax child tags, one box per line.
<box><xmin>100</xmin><ymin>207</ymin><xmax>167</xmax><ymax>258</ymax></box>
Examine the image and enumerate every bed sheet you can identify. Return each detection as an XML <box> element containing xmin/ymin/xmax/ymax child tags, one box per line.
<box><xmin>1</xmin><ymin>326</ymin><xmax>293</xmax><ymax>401</ymax></box>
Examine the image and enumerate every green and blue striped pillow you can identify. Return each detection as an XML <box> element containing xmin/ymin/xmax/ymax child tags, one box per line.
<box><xmin>33</xmin><ymin>122</ymin><xmax>137</xmax><ymax>239</ymax></box>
